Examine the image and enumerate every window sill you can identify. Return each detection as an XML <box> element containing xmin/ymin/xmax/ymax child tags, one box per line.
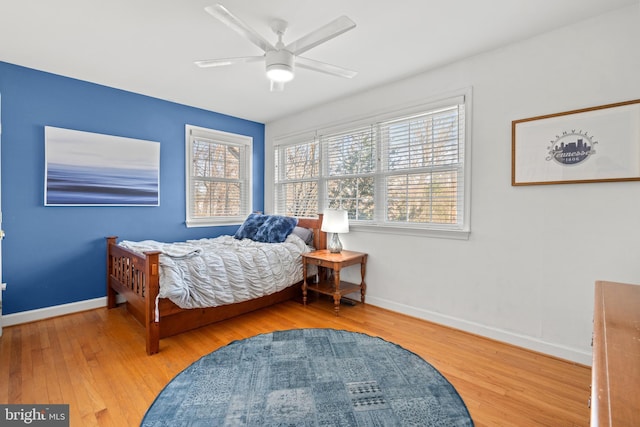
<box><xmin>349</xmin><ymin>224</ymin><xmax>470</xmax><ymax>240</ymax></box>
<box><xmin>186</xmin><ymin>219</ymin><xmax>243</xmax><ymax>228</ymax></box>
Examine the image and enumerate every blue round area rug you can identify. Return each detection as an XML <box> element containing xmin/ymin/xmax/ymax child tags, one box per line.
<box><xmin>142</xmin><ymin>328</ymin><xmax>474</xmax><ymax>426</ymax></box>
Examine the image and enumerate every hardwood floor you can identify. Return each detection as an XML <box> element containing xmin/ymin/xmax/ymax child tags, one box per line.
<box><xmin>0</xmin><ymin>298</ymin><xmax>591</xmax><ymax>426</ymax></box>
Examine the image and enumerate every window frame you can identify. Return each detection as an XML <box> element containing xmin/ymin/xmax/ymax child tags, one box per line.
<box><xmin>273</xmin><ymin>89</ymin><xmax>472</xmax><ymax>239</ymax></box>
<box><xmin>185</xmin><ymin>124</ymin><xmax>252</xmax><ymax>228</ymax></box>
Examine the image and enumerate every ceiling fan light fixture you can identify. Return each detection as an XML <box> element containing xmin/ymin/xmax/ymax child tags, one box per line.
<box><xmin>265</xmin><ymin>50</ymin><xmax>295</xmax><ymax>82</ymax></box>
<box><xmin>266</xmin><ymin>64</ymin><xmax>294</xmax><ymax>82</ymax></box>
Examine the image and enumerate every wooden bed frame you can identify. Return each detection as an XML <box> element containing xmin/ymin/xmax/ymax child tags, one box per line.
<box><xmin>106</xmin><ymin>215</ymin><xmax>326</xmax><ymax>355</ymax></box>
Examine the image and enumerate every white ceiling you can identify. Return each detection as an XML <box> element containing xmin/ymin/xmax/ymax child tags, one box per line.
<box><xmin>1</xmin><ymin>0</ymin><xmax>636</xmax><ymax>123</ymax></box>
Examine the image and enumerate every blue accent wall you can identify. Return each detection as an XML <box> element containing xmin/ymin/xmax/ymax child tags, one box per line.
<box><xmin>0</xmin><ymin>61</ymin><xmax>265</xmax><ymax>315</ymax></box>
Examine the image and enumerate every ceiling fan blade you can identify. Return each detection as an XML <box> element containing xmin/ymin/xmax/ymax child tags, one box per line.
<box><xmin>205</xmin><ymin>4</ymin><xmax>274</xmax><ymax>52</ymax></box>
<box><xmin>194</xmin><ymin>56</ymin><xmax>264</xmax><ymax>68</ymax></box>
<box><xmin>295</xmin><ymin>56</ymin><xmax>357</xmax><ymax>79</ymax></box>
<box><xmin>286</xmin><ymin>15</ymin><xmax>356</xmax><ymax>56</ymax></box>
<box><xmin>270</xmin><ymin>80</ymin><xmax>285</xmax><ymax>92</ymax></box>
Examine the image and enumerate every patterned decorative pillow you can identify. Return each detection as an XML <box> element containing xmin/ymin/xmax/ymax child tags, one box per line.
<box><xmin>234</xmin><ymin>213</ymin><xmax>267</xmax><ymax>240</ymax></box>
<box><xmin>253</xmin><ymin>215</ymin><xmax>299</xmax><ymax>243</ymax></box>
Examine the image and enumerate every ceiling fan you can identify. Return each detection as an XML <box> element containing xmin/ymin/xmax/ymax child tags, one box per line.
<box><xmin>195</xmin><ymin>4</ymin><xmax>358</xmax><ymax>92</ymax></box>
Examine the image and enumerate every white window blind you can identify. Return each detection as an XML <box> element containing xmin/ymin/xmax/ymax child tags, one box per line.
<box><xmin>380</xmin><ymin>104</ymin><xmax>465</xmax><ymax>226</ymax></box>
<box><xmin>323</xmin><ymin>126</ymin><xmax>376</xmax><ymax>220</ymax></box>
<box><xmin>186</xmin><ymin>125</ymin><xmax>252</xmax><ymax>227</ymax></box>
<box><xmin>274</xmin><ymin>139</ymin><xmax>319</xmax><ymax>217</ymax></box>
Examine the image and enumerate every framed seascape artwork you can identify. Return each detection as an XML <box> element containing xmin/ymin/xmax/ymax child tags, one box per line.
<box><xmin>45</xmin><ymin>126</ymin><xmax>160</xmax><ymax>206</ymax></box>
<box><xmin>512</xmin><ymin>99</ymin><xmax>640</xmax><ymax>186</ymax></box>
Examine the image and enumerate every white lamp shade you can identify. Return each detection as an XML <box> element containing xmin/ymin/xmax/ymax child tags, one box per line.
<box><xmin>321</xmin><ymin>209</ymin><xmax>349</xmax><ymax>233</ymax></box>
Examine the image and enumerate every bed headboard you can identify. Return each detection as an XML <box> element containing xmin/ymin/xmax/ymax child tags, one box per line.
<box><xmin>297</xmin><ymin>214</ymin><xmax>326</xmax><ymax>250</ymax></box>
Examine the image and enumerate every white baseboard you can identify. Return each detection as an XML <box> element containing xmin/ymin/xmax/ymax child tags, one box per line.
<box><xmin>2</xmin><ymin>295</ymin><xmax>126</xmax><ymax>328</ymax></box>
<box><xmin>1</xmin><ymin>294</ymin><xmax>592</xmax><ymax>365</ymax></box>
<box><xmin>367</xmin><ymin>295</ymin><xmax>593</xmax><ymax>366</ymax></box>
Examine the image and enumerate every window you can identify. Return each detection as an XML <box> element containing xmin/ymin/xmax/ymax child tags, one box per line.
<box><xmin>186</xmin><ymin>125</ymin><xmax>252</xmax><ymax>227</ymax></box>
<box><xmin>324</xmin><ymin>126</ymin><xmax>376</xmax><ymax>221</ymax></box>
<box><xmin>274</xmin><ymin>92</ymin><xmax>469</xmax><ymax>237</ymax></box>
<box><xmin>274</xmin><ymin>139</ymin><xmax>320</xmax><ymax>218</ymax></box>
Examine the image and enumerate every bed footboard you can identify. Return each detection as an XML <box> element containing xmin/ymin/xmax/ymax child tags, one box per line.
<box><xmin>106</xmin><ymin>236</ymin><xmax>161</xmax><ymax>355</ymax></box>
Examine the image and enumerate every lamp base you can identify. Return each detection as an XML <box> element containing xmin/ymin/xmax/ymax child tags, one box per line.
<box><xmin>327</xmin><ymin>233</ymin><xmax>343</xmax><ymax>253</ymax></box>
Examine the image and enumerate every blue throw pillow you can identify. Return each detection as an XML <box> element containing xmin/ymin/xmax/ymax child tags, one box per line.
<box><xmin>254</xmin><ymin>215</ymin><xmax>299</xmax><ymax>243</ymax></box>
<box><xmin>234</xmin><ymin>213</ymin><xmax>267</xmax><ymax>240</ymax></box>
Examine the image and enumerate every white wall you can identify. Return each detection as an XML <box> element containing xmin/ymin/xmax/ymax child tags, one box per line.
<box><xmin>265</xmin><ymin>4</ymin><xmax>640</xmax><ymax>365</ymax></box>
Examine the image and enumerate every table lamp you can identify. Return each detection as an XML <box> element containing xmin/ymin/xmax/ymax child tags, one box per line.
<box><xmin>321</xmin><ymin>209</ymin><xmax>349</xmax><ymax>253</ymax></box>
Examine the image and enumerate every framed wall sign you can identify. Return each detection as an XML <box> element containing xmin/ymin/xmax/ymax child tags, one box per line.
<box><xmin>511</xmin><ymin>99</ymin><xmax>640</xmax><ymax>186</ymax></box>
<box><xmin>45</xmin><ymin>126</ymin><xmax>160</xmax><ymax>206</ymax></box>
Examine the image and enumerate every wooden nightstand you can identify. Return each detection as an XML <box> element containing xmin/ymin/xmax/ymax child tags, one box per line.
<box><xmin>302</xmin><ymin>249</ymin><xmax>368</xmax><ymax>316</ymax></box>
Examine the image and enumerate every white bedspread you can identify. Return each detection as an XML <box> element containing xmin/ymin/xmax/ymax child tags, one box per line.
<box><xmin>118</xmin><ymin>234</ymin><xmax>311</xmax><ymax>309</ymax></box>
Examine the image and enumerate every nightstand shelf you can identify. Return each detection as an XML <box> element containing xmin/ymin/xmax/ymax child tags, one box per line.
<box><xmin>302</xmin><ymin>249</ymin><xmax>368</xmax><ymax>316</ymax></box>
<box><xmin>306</xmin><ymin>280</ymin><xmax>362</xmax><ymax>297</ymax></box>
